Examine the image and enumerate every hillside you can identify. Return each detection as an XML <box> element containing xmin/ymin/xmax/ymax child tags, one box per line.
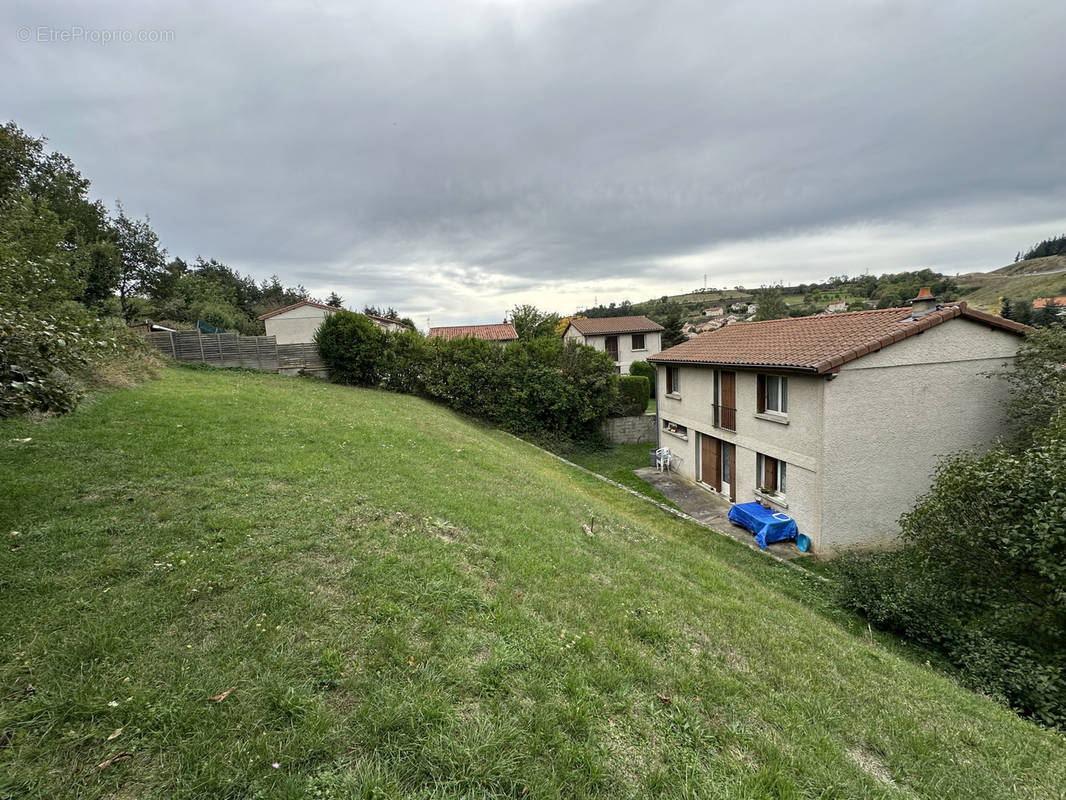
<box><xmin>956</xmin><ymin>254</ymin><xmax>1066</xmax><ymax>312</ymax></box>
<box><xmin>2</xmin><ymin>368</ymin><xmax>1065</xmax><ymax>798</ymax></box>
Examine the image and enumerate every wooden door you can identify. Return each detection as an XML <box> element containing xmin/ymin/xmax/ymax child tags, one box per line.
<box><xmin>700</xmin><ymin>433</ymin><xmax>721</xmax><ymax>491</ymax></box>
<box><xmin>605</xmin><ymin>335</ymin><xmax>619</xmax><ymax>362</ymax></box>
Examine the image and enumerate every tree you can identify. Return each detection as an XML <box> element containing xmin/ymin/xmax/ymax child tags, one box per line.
<box><xmin>113</xmin><ymin>202</ymin><xmax>166</xmax><ymax>315</ymax></box>
<box><xmin>314</xmin><ymin>310</ymin><xmax>386</xmax><ymax>386</ymax></box>
<box><xmin>753</xmin><ymin>287</ymin><xmax>788</xmax><ymax>321</ymax></box>
<box><xmin>509</xmin><ymin>304</ymin><xmax>561</xmax><ymax>341</ymax></box>
<box><xmin>78</xmin><ymin>241</ymin><xmax>120</xmax><ymax>307</ymax></box>
<box><xmin>1004</xmin><ymin>324</ymin><xmax>1066</xmax><ymax>448</ymax></box>
<box><xmin>326</xmin><ymin>292</ymin><xmax>343</xmax><ymax>308</ymax></box>
<box><xmin>659</xmin><ymin>311</ymin><xmax>686</xmax><ymax>349</ymax></box>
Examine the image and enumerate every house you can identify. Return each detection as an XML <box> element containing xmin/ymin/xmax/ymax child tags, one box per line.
<box><xmin>704</xmin><ymin>307</ymin><xmax>724</xmax><ymax>318</ymax></box>
<box><xmin>825</xmin><ymin>300</ymin><xmax>848</xmax><ymax>313</ymax></box>
<box><xmin>562</xmin><ymin>315</ymin><xmax>664</xmax><ymax>374</ymax></box>
<box><xmin>1032</xmin><ymin>297</ymin><xmax>1066</xmax><ymax>315</ymax></box>
<box><xmin>427</xmin><ymin>322</ymin><xmax>519</xmax><ymax>343</ymax></box>
<box><xmin>647</xmin><ymin>288</ymin><xmax>1030</xmax><ymax>555</ymax></box>
<box><xmin>257</xmin><ymin>301</ymin><xmax>410</xmax><ymax>344</ymax></box>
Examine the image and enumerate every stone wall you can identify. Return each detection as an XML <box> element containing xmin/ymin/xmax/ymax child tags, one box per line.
<box><xmin>602</xmin><ymin>414</ymin><xmax>657</xmax><ymax>444</ymax></box>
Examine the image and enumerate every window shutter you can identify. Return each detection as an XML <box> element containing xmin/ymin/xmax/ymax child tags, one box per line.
<box><xmin>757</xmin><ymin>374</ymin><xmax>766</xmax><ymax>413</ymax></box>
<box><xmin>766</xmin><ymin>457</ymin><xmax>778</xmax><ymax>492</ymax></box>
<box><xmin>666</xmin><ymin>367</ymin><xmax>674</xmax><ymax>394</ymax></box>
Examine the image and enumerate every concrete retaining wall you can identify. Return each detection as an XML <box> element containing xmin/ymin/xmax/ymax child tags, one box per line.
<box><xmin>602</xmin><ymin>414</ymin><xmax>657</xmax><ymax>444</ymax></box>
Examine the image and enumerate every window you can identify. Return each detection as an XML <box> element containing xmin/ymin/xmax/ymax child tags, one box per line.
<box><xmin>666</xmin><ymin>366</ymin><xmax>681</xmax><ymax>395</ymax></box>
<box><xmin>663</xmin><ymin>419</ymin><xmax>687</xmax><ymax>437</ymax></box>
<box><xmin>756</xmin><ymin>453</ymin><xmax>787</xmax><ymax>494</ymax></box>
<box><xmin>632</xmin><ymin>333</ymin><xmax>646</xmax><ymax>350</ymax></box>
<box><xmin>757</xmin><ymin>374</ymin><xmax>788</xmax><ymax>414</ymax></box>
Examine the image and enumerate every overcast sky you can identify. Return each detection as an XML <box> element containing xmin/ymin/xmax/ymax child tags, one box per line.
<box><xmin>4</xmin><ymin>1</ymin><xmax>1066</xmax><ymax>325</ymax></box>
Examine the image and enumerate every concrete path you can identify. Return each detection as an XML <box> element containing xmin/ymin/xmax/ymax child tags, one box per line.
<box><xmin>635</xmin><ymin>467</ymin><xmax>803</xmax><ymax>559</ymax></box>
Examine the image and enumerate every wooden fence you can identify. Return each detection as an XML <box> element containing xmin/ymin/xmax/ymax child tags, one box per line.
<box><xmin>146</xmin><ymin>331</ymin><xmax>327</xmax><ymax>377</ymax></box>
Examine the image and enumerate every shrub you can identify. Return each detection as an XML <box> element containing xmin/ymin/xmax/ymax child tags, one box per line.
<box><xmin>315</xmin><ymin>311</ymin><xmax>386</xmax><ymax>386</ymax></box>
<box><xmin>1</xmin><ymin>306</ymin><xmax>100</xmax><ymax>417</ymax></box>
<box><xmin>380</xmin><ymin>329</ymin><xmax>427</xmax><ymax>395</ymax></box>
<box><xmin>629</xmin><ymin>360</ymin><xmax>656</xmax><ymax>397</ymax></box>
<box><xmin>835</xmin><ymin>410</ymin><xmax>1066</xmax><ymax>727</ymax></box>
<box><xmin>414</xmin><ymin>336</ymin><xmax>616</xmax><ymax>442</ymax></box>
<box><xmin>611</xmin><ymin>374</ymin><xmax>649</xmax><ymax>417</ymax></box>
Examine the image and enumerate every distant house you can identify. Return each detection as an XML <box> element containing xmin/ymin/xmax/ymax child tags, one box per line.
<box><xmin>825</xmin><ymin>300</ymin><xmax>848</xmax><ymax>313</ymax></box>
<box><xmin>562</xmin><ymin>315</ymin><xmax>664</xmax><ymax>374</ymax></box>
<box><xmin>704</xmin><ymin>307</ymin><xmax>724</xmax><ymax>318</ymax></box>
<box><xmin>730</xmin><ymin>302</ymin><xmax>747</xmax><ymax>312</ymax></box>
<box><xmin>1032</xmin><ymin>297</ymin><xmax>1066</xmax><ymax>315</ymax></box>
<box><xmin>427</xmin><ymin>322</ymin><xmax>518</xmax><ymax>343</ymax></box>
<box><xmin>648</xmin><ymin>289</ymin><xmax>1030</xmax><ymax>555</ymax></box>
<box><xmin>257</xmin><ymin>301</ymin><xmax>410</xmax><ymax>344</ymax></box>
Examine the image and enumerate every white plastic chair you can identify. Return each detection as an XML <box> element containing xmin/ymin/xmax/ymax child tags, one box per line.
<box><xmin>654</xmin><ymin>447</ymin><xmax>671</xmax><ymax>472</ymax></box>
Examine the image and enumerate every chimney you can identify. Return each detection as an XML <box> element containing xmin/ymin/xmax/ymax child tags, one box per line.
<box><xmin>909</xmin><ymin>286</ymin><xmax>938</xmax><ymax>319</ymax></box>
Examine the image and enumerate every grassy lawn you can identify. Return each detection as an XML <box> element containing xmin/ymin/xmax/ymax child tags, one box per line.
<box><xmin>567</xmin><ymin>442</ymin><xmax>674</xmax><ymax>508</ymax></box>
<box><xmin>2</xmin><ymin>367</ymin><xmax>1064</xmax><ymax>799</ymax></box>
<box><xmin>646</xmin><ymin>398</ymin><xmax>656</xmax><ymax>415</ymax></box>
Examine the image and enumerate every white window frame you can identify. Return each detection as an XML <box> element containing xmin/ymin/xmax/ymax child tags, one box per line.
<box><xmin>667</xmin><ymin>366</ymin><xmax>681</xmax><ymax>396</ymax></box>
<box><xmin>764</xmin><ymin>375</ymin><xmax>788</xmax><ymax>415</ymax></box>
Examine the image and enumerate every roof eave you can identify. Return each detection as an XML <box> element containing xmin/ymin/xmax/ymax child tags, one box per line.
<box><xmin>646</xmin><ymin>356</ymin><xmax>821</xmax><ymax>374</ymax></box>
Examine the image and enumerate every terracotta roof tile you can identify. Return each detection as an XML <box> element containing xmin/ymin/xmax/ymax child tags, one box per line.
<box><xmin>568</xmin><ymin>315</ymin><xmax>664</xmax><ymax>335</ymax></box>
<box><xmin>428</xmin><ymin>323</ymin><xmax>519</xmax><ymax>341</ymax></box>
<box><xmin>1032</xmin><ymin>296</ymin><xmax>1066</xmax><ymax>309</ymax></box>
<box><xmin>648</xmin><ymin>303</ymin><xmax>1029</xmax><ymax>373</ymax></box>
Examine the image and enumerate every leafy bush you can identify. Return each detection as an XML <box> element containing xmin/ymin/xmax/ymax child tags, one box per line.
<box><xmin>0</xmin><ymin>306</ymin><xmax>115</xmax><ymax>417</ymax></box>
<box><xmin>380</xmin><ymin>329</ymin><xmax>427</xmax><ymax>395</ymax></box>
<box><xmin>611</xmin><ymin>374</ymin><xmax>649</xmax><ymax>417</ymax></box>
<box><xmin>835</xmin><ymin>410</ymin><xmax>1066</xmax><ymax>727</ymax></box>
<box><xmin>314</xmin><ymin>310</ymin><xmax>386</xmax><ymax>386</ymax></box>
<box><xmin>629</xmin><ymin>360</ymin><xmax>656</xmax><ymax>397</ymax></box>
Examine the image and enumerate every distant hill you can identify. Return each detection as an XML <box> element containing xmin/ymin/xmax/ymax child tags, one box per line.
<box><xmin>956</xmin><ymin>255</ymin><xmax>1066</xmax><ymax>312</ymax></box>
<box><xmin>574</xmin><ymin>256</ymin><xmax>1066</xmax><ymax>325</ymax></box>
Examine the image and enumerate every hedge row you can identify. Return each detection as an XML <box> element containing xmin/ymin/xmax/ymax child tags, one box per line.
<box><xmin>315</xmin><ymin>312</ymin><xmax>619</xmax><ymax>442</ymax></box>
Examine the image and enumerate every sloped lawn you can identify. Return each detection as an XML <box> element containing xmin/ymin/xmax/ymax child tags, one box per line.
<box><xmin>1</xmin><ymin>367</ymin><xmax>1063</xmax><ymax>799</ymax></box>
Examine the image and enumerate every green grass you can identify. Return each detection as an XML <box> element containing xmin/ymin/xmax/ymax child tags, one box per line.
<box><xmin>646</xmin><ymin>397</ymin><xmax>656</xmax><ymax>415</ymax></box>
<box><xmin>567</xmin><ymin>442</ymin><xmax>673</xmax><ymax>507</ymax></box>
<box><xmin>2</xmin><ymin>368</ymin><xmax>1065</xmax><ymax>799</ymax></box>
<box><xmin>957</xmin><ymin>255</ymin><xmax>1066</xmax><ymax>311</ymax></box>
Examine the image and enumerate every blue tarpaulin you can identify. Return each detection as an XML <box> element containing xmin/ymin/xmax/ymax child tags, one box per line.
<box><xmin>728</xmin><ymin>502</ymin><xmax>799</xmax><ymax>549</ymax></box>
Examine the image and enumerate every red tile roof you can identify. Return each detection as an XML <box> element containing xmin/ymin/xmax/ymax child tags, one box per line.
<box><xmin>1032</xmin><ymin>296</ymin><xmax>1066</xmax><ymax>309</ymax></box>
<box><xmin>649</xmin><ymin>303</ymin><xmax>1030</xmax><ymax>374</ymax></box>
<box><xmin>568</xmin><ymin>315</ymin><xmax>664</xmax><ymax>335</ymax></box>
<box><xmin>257</xmin><ymin>300</ymin><xmax>337</xmax><ymax>320</ymax></box>
<box><xmin>428</xmin><ymin>323</ymin><xmax>518</xmax><ymax>341</ymax></box>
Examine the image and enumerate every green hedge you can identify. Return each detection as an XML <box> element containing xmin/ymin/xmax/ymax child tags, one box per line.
<box><xmin>317</xmin><ymin>324</ymin><xmax>619</xmax><ymax>442</ymax></box>
<box><xmin>835</xmin><ymin>409</ymin><xmax>1066</xmax><ymax>728</ymax></box>
<box><xmin>611</xmin><ymin>374</ymin><xmax>649</xmax><ymax>417</ymax></box>
<box><xmin>629</xmin><ymin>360</ymin><xmax>656</xmax><ymax>397</ymax></box>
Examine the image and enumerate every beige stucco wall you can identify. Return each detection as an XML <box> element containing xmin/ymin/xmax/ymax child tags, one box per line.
<box><xmin>565</xmin><ymin>326</ymin><xmax>662</xmax><ymax>373</ymax></box>
<box><xmin>264</xmin><ymin>306</ymin><xmax>334</xmax><ymax>344</ymax></box>
<box><xmin>818</xmin><ymin>318</ymin><xmax>1021</xmax><ymax>554</ymax></box>
<box><xmin>656</xmin><ymin>366</ymin><xmax>827</xmax><ymax>545</ymax></box>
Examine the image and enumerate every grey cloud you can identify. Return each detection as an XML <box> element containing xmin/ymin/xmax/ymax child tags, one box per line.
<box><xmin>3</xmin><ymin>0</ymin><xmax>1066</xmax><ymax>322</ymax></box>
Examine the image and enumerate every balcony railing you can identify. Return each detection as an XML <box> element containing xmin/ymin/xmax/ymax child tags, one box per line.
<box><xmin>712</xmin><ymin>404</ymin><xmax>737</xmax><ymax>432</ymax></box>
